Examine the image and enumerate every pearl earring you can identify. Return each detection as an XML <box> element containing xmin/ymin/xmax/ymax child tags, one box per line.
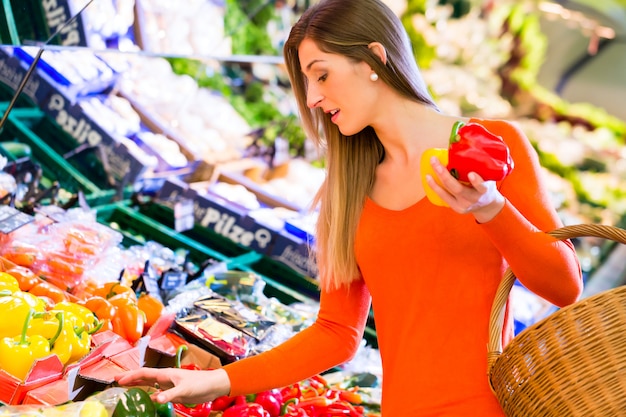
<box><xmin>370</xmin><ymin>72</ymin><xmax>379</xmax><ymax>82</ymax></box>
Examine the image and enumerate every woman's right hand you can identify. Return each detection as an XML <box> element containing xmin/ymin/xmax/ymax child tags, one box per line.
<box><xmin>427</xmin><ymin>156</ymin><xmax>505</xmax><ymax>222</ymax></box>
<box><xmin>114</xmin><ymin>367</ymin><xmax>231</xmax><ymax>404</ymax></box>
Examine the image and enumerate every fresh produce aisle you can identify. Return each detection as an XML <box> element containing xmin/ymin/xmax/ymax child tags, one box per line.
<box><xmin>0</xmin><ymin>0</ymin><xmax>624</xmax><ymax>416</ymax></box>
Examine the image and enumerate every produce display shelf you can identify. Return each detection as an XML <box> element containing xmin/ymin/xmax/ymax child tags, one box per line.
<box><xmin>138</xmin><ymin>201</ymin><xmax>323</xmax><ymax>298</ymax></box>
<box><xmin>136</xmin><ymin>200</ymin><xmax>323</xmax><ymax>306</ymax></box>
<box><xmin>137</xmin><ymin>200</ymin><xmax>256</xmax><ymax>260</ymax></box>
<box><xmin>95</xmin><ymin>201</ymin><xmax>229</xmax><ymax>265</ymax></box>
<box><xmin>135</xmin><ymin>201</ymin><xmax>379</xmax><ymax>347</ymax></box>
<box><xmin>94</xmin><ymin>201</ymin><xmax>317</xmax><ymax>309</ymax></box>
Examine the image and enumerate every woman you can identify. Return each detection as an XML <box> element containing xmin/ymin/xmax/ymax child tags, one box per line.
<box><xmin>115</xmin><ymin>0</ymin><xmax>582</xmax><ymax>414</ymax></box>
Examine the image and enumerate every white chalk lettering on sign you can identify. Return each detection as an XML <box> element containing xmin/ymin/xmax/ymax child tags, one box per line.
<box><xmin>196</xmin><ymin>205</ymin><xmax>272</xmax><ymax>249</ymax></box>
<box><xmin>47</xmin><ymin>94</ymin><xmax>102</xmax><ymax>146</ymax></box>
<box><xmin>278</xmin><ymin>245</ymin><xmax>318</xmax><ymax>276</ymax></box>
<box><xmin>0</xmin><ymin>60</ymin><xmax>40</xmax><ymax>98</ymax></box>
<box><xmin>102</xmin><ymin>144</ymin><xmax>131</xmax><ymax>180</ymax></box>
<box><xmin>42</xmin><ymin>0</ymin><xmax>81</xmax><ymax>46</ymax></box>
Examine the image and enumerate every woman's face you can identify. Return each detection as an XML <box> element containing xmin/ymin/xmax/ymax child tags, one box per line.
<box><xmin>298</xmin><ymin>38</ymin><xmax>377</xmax><ymax>136</ymax></box>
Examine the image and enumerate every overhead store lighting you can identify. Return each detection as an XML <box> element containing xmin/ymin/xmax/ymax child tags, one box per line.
<box><xmin>539</xmin><ymin>1</ymin><xmax>616</xmax><ymax>54</ymax></box>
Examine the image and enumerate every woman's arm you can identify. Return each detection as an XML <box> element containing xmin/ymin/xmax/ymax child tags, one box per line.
<box><xmin>224</xmin><ymin>277</ymin><xmax>372</xmax><ymax>396</ymax></box>
<box><xmin>477</xmin><ymin>119</ymin><xmax>582</xmax><ymax>307</ymax></box>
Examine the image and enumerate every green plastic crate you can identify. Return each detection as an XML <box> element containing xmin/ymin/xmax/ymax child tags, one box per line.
<box><xmin>0</xmin><ymin>104</ymin><xmax>133</xmax><ymax>207</ymax></box>
<box><xmin>8</xmin><ymin>107</ymin><xmax>112</xmax><ymax>190</ymax></box>
<box><xmin>4</xmin><ymin>0</ymin><xmax>53</xmax><ymax>46</ymax></box>
<box><xmin>130</xmin><ymin>201</ymin><xmax>317</xmax><ymax>305</ymax></box>
<box><xmin>138</xmin><ymin>201</ymin><xmax>252</xmax><ymax>259</ymax></box>
<box><xmin>1</xmin><ymin>107</ymin><xmax>102</xmax><ymax>194</ymax></box>
<box><xmin>0</xmin><ymin>0</ymin><xmax>20</xmax><ymax>45</ymax></box>
<box><xmin>95</xmin><ymin>202</ymin><xmax>228</xmax><ymax>264</ymax></box>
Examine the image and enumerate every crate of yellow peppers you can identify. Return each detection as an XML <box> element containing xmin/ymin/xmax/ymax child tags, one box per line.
<box><xmin>0</xmin><ymin>271</ymin><xmax>100</xmax><ymax>386</ymax></box>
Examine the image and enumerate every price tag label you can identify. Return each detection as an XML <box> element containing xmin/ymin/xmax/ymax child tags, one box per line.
<box><xmin>174</xmin><ymin>198</ymin><xmax>194</xmax><ymax>232</ymax></box>
<box><xmin>142</xmin><ymin>275</ymin><xmax>161</xmax><ymax>296</ymax></box>
<box><xmin>161</xmin><ymin>270</ymin><xmax>188</xmax><ymax>291</ymax></box>
<box><xmin>0</xmin><ymin>206</ymin><xmax>34</xmax><ymax>234</ymax></box>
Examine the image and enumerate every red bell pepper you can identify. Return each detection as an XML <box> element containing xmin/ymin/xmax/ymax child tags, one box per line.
<box><xmin>211</xmin><ymin>395</ymin><xmax>237</xmax><ymax>411</ymax></box>
<box><xmin>280</xmin><ymin>383</ymin><xmax>302</xmax><ymax>402</ymax></box>
<box><xmin>324</xmin><ymin>401</ymin><xmax>364</xmax><ymax>416</ymax></box>
<box><xmin>173</xmin><ymin>402</ymin><xmax>212</xmax><ymax>417</ymax></box>
<box><xmin>286</xmin><ymin>396</ymin><xmax>332</xmax><ymax>417</ymax></box>
<box><xmin>447</xmin><ymin>121</ymin><xmax>514</xmax><ymax>183</ymax></box>
<box><xmin>337</xmin><ymin>389</ymin><xmax>362</xmax><ymax>405</ymax></box>
<box><xmin>247</xmin><ymin>389</ymin><xmax>283</xmax><ymax>417</ymax></box>
<box><xmin>222</xmin><ymin>402</ymin><xmax>270</xmax><ymax>417</ymax></box>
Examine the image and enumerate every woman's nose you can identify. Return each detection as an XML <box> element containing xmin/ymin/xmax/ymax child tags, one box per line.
<box><xmin>306</xmin><ymin>86</ymin><xmax>323</xmax><ymax>108</ymax></box>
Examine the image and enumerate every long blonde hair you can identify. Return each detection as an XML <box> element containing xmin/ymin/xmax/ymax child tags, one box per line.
<box><xmin>283</xmin><ymin>0</ymin><xmax>438</xmax><ymax>291</ymax></box>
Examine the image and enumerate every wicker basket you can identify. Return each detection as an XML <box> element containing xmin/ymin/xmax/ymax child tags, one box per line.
<box><xmin>487</xmin><ymin>224</ymin><xmax>626</xmax><ymax>417</ymax></box>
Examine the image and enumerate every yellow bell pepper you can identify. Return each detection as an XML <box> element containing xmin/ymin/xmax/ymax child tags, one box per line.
<box><xmin>51</xmin><ymin>309</ymin><xmax>85</xmax><ymax>329</ymax></box>
<box><xmin>0</xmin><ymin>309</ymin><xmax>50</xmax><ymax>381</ymax></box>
<box><xmin>420</xmin><ymin>148</ymin><xmax>449</xmax><ymax>207</ymax></box>
<box><xmin>47</xmin><ymin>310</ymin><xmax>92</xmax><ymax>364</ymax></box>
<box><xmin>36</xmin><ymin>310</ymin><xmax>90</xmax><ymax>365</ymax></box>
<box><xmin>79</xmin><ymin>399</ymin><xmax>108</xmax><ymax>417</ymax></box>
<box><xmin>53</xmin><ymin>301</ymin><xmax>97</xmax><ymax>329</ymax></box>
<box><xmin>28</xmin><ymin>311</ymin><xmax>71</xmax><ymax>365</ymax></box>
<box><xmin>0</xmin><ymin>272</ymin><xmax>20</xmax><ymax>294</ymax></box>
<box><xmin>0</xmin><ymin>293</ymin><xmax>31</xmax><ymax>338</ymax></box>
<box><xmin>69</xmin><ymin>327</ymin><xmax>91</xmax><ymax>363</ymax></box>
<box><xmin>27</xmin><ymin>313</ymin><xmax>61</xmax><ymax>340</ymax></box>
<box><xmin>12</xmin><ymin>291</ymin><xmax>46</xmax><ymax>313</ymax></box>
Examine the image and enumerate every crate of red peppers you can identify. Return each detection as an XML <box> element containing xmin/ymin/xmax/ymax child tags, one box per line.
<box><xmin>162</xmin><ymin>344</ymin><xmax>380</xmax><ymax>417</ymax></box>
<box><xmin>207</xmin><ymin>374</ymin><xmax>380</xmax><ymax>417</ymax></box>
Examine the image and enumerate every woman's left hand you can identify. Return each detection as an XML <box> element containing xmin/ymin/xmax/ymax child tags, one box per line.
<box><xmin>426</xmin><ymin>156</ymin><xmax>505</xmax><ymax>223</ymax></box>
<box><xmin>114</xmin><ymin>367</ymin><xmax>231</xmax><ymax>405</ymax></box>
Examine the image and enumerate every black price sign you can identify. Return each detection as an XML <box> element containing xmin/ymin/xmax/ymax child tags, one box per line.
<box><xmin>161</xmin><ymin>270</ymin><xmax>188</xmax><ymax>291</ymax></box>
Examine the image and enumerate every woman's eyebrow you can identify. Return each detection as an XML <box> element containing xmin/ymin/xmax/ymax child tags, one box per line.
<box><xmin>304</xmin><ymin>59</ymin><xmax>325</xmax><ymax>71</ymax></box>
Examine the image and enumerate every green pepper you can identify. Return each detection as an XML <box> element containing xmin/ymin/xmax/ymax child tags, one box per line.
<box><xmin>154</xmin><ymin>401</ymin><xmax>175</xmax><ymax>417</ymax></box>
<box><xmin>447</xmin><ymin>121</ymin><xmax>514</xmax><ymax>184</ymax></box>
<box><xmin>113</xmin><ymin>387</ymin><xmax>157</xmax><ymax>417</ymax></box>
<box><xmin>0</xmin><ymin>142</ymin><xmax>32</xmax><ymax>159</ymax></box>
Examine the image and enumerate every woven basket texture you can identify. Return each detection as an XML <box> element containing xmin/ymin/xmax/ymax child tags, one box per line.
<box><xmin>487</xmin><ymin>224</ymin><xmax>626</xmax><ymax>417</ymax></box>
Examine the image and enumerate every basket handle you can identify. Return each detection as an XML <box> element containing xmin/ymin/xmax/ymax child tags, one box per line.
<box><xmin>487</xmin><ymin>223</ymin><xmax>626</xmax><ymax>373</ymax></box>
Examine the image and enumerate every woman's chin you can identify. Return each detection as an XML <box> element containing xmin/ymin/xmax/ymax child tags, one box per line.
<box><xmin>337</xmin><ymin>124</ymin><xmax>362</xmax><ymax>137</ymax></box>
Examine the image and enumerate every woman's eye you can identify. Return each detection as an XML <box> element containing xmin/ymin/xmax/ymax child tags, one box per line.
<box><xmin>318</xmin><ymin>74</ymin><xmax>327</xmax><ymax>82</ymax></box>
